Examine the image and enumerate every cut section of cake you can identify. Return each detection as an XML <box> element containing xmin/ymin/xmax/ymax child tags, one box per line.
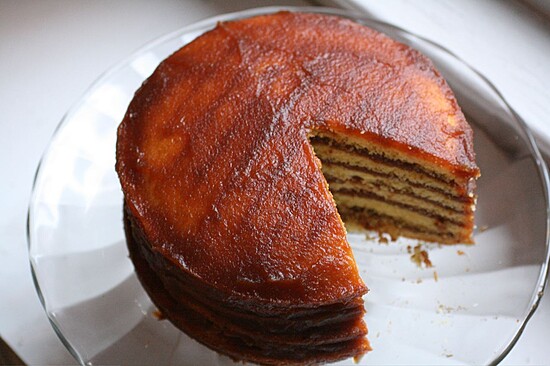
<box><xmin>116</xmin><ymin>11</ymin><xmax>479</xmax><ymax>365</ymax></box>
<box><xmin>309</xmin><ymin>131</ymin><xmax>477</xmax><ymax>244</ymax></box>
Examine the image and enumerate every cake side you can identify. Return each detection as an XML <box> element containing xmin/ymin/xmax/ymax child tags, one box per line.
<box><xmin>124</xmin><ymin>208</ymin><xmax>371</xmax><ymax>366</ymax></box>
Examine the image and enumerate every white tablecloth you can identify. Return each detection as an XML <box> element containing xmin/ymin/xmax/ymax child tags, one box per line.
<box><xmin>1</xmin><ymin>0</ymin><xmax>548</xmax><ymax>364</ymax></box>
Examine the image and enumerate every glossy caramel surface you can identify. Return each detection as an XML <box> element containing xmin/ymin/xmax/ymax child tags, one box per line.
<box><xmin>116</xmin><ymin>12</ymin><xmax>478</xmax><ymax>306</ymax></box>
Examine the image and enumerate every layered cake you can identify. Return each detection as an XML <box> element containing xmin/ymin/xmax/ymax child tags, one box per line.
<box><xmin>116</xmin><ymin>11</ymin><xmax>479</xmax><ymax>365</ymax></box>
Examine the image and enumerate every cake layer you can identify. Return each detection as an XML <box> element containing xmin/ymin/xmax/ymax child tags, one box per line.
<box><xmin>327</xmin><ymin>179</ymin><xmax>470</xmax><ymax>221</ymax></box>
<box><xmin>320</xmin><ymin>163</ymin><xmax>471</xmax><ymax>212</ymax></box>
<box><xmin>310</xmin><ymin>135</ymin><xmax>475</xmax><ymax>198</ymax></box>
<box><xmin>333</xmin><ymin>192</ymin><xmax>468</xmax><ymax>239</ymax></box>
<box><xmin>309</xmin><ymin>132</ymin><xmax>477</xmax><ymax>187</ymax></box>
<box><xmin>162</xmin><ymin>274</ymin><xmax>366</xmax><ymax>335</ymax></box>
<box><xmin>338</xmin><ymin>206</ymin><xmax>469</xmax><ymax>243</ymax></box>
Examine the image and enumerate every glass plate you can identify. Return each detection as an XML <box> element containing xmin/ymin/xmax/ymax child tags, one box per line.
<box><xmin>27</xmin><ymin>6</ymin><xmax>550</xmax><ymax>366</ymax></box>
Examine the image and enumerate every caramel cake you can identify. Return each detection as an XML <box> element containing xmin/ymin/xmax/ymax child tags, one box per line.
<box><xmin>116</xmin><ymin>11</ymin><xmax>479</xmax><ymax>365</ymax></box>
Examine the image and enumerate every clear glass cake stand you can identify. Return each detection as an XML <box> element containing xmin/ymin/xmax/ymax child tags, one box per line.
<box><xmin>27</xmin><ymin>6</ymin><xmax>549</xmax><ymax>366</ymax></box>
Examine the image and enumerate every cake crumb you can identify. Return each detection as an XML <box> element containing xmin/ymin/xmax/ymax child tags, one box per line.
<box><xmin>433</xmin><ymin>271</ymin><xmax>439</xmax><ymax>282</ymax></box>
<box><xmin>378</xmin><ymin>235</ymin><xmax>389</xmax><ymax>244</ymax></box>
<box><xmin>478</xmin><ymin>224</ymin><xmax>489</xmax><ymax>233</ymax></box>
<box><xmin>410</xmin><ymin>244</ymin><xmax>432</xmax><ymax>268</ymax></box>
<box><xmin>152</xmin><ymin>309</ymin><xmax>165</xmax><ymax>320</ymax></box>
<box><xmin>365</xmin><ymin>232</ymin><xmax>377</xmax><ymax>241</ymax></box>
<box><xmin>416</xmin><ymin>278</ymin><xmax>423</xmax><ymax>284</ymax></box>
<box><xmin>445</xmin><ymin>354</ymin><xmax>453</xmax><ymax>358</ymax></box>
<box><xmin>437</xmin><ymin>304</ymin><xmax>453</xmax><ymax>314</ymax></box>
<box><xmin>353</xmin><ymin>353</ymin><xmax>366</xmax><ymax>363</ymax></box>
<box><xmin>437</xmin><ymin>302</ymin><xmax>466</xmax><ymax>314</ymax></box>
<box><xmin>457</xmin><ymin>250</ymin><xmax>465</xmax><ymax>256</ymax></box>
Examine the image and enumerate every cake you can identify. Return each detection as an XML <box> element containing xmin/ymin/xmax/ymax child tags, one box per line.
<box><xmin>116</xmin><ymin>11</ymin><xmax>479</xmax><ymax>365</ymax></box>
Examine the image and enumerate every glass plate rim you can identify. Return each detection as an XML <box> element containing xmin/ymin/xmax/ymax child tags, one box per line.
<box><xmin>26</xmin><ymin>5</ymin><xmax>550</xmax><ymax>366</ymax></box>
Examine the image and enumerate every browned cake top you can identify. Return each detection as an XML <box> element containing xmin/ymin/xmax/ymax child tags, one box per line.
<box><xmin>116</xmin><ymin>12</ymin><xmax>478</xmax><ymax>306</ymax></box>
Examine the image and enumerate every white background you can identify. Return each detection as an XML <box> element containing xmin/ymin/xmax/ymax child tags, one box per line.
<box><xmin>1</xmin><ymin>0</ymin><xmax>549</xmax><ymax>364</ymax></box>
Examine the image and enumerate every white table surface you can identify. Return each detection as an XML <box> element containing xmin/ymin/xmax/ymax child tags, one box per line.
<box><xmin>1</xmin><ymin>0</ymin><xmax>549</xmax><ymax>364</ymax></box>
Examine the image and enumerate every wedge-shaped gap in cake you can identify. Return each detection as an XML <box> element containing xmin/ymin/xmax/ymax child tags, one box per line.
<box><xmin>308</xmin><ymin>129</ymin><xmax>477</xmax><ymax>244</ymax></box>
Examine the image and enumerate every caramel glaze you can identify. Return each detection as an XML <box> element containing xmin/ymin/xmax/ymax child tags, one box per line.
<box><xmin>125</xmin><ymin>210</ymin><xmax>371</xmax><ymax>365</ymax></box>
<box><xmin>117</xmin><ymin>11</ymin><xmax>479</xmax><ymax>310</ymax></box>
<box><xmin>125</xmin><ymin>206</ymin><xmax>367</xmax><ymax>344</ymax></box>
